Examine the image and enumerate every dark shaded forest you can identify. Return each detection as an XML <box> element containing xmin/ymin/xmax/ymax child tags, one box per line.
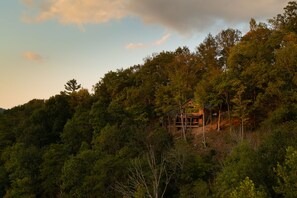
<box><xmin>1</xmin><ymin>2</ymin><xmax>297</xmax><ymax>197</ymax></box>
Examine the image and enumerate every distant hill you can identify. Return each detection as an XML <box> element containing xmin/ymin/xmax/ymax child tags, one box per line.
<box><xmin>0</xmin><ymin>108</ymin><xmax>5</xmax><ymax>113</ymax></box>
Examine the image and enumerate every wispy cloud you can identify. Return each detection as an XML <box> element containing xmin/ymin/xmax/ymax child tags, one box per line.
<box><xmin>22</xmin><ymin>0</ymin><xmax>127</xmax><ymax>25</ymax></box>
<box><xmin>125</xmin><ymin>43</ymin><xmax>146</xmax><ymax>49</ymax></box>
<box><xmin>23</xmin><ymin>51</ymin><xmax>43</xmax><ymax>62</ymax></box>
<box><xmin>22</xmin><ymin>0</ymin><xmax>290</xmax><ymax>33</ymax></box>
<box><xmin>126</xmin><ymin>33</ymin><xmax>171</xmax><ymax>50</ymax></box>
<box><xmin>21</xmin><ymin>0</ymin><xmax>35</xmax><ymax>7</ymax></box>
<box><xmin>154</xmin><ymin>33</ymin><xmax>170</xmax><ymax>46</ymax></box>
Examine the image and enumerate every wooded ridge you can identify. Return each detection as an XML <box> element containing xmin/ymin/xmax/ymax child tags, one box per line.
<box><xmin>0</xmin><ymin>2</ymin><xmax>297</xmax><ymax>197</ymax></box>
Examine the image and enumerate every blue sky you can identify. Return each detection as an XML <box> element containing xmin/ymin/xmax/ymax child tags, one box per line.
<box><xmin>0</xmin><ymin>0</ymin><xmax>289</xmax><ymax>109</ymax></box>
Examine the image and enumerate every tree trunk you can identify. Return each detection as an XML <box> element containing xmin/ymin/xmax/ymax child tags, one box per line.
<box><xmin>180</xmin><ymin>112</ymin><xmax>187</xmax><ymax>142</ymax></box>
<box><xmin>185</xmin><ymin>113</ymin><xmax>187</xmax><ymax>132</ymax></box>
<box><xmin>217</xmin><ymin>109</ymin><xmax>221</xmax><ymax>131</ymax></box>
<box><xmin>241</xmin><ymin>117</ymin><xmax>244</xmax><ymax>141</ymax></box>
<box><xmin>168</xmin><ymin>116</ymin><xmax>171</xmax><ymax>134</ymax></box>
<box><xmin>226</xmin><ymin>93</ymin><xmax>232</xmax><ymax>133</ymax></box>
<box><xmin>202</xmin><ymin>108</ymin><xmax>206</xmax><ymax>147</ymax></box>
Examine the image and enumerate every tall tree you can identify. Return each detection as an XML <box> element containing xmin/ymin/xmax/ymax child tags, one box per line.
<box><xmin>231</xmin><ymin>84</ymin><xmax>251</xmax><ymax>140</ymax></box>
<box><xmin>269</xmin><ymin>1</ymin><xmax>297</xmax><ymax>33</ymax></box>
<box><xmin>196</xmin><ymin>34</ymin><xmax>220</xmax><ymax>72</ymax></box>
<box><xmin>216</xmin><ymin>28</ymin><xmax>241</xmax><ymax>70</ymax></box>
<box><xmin>64</xmin><ymin>79</ymin><xmax>81</xmax><ymax>94</ymax></box>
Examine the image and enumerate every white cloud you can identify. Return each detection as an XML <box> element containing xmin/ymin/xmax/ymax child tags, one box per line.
<box><xmin>22</xmin><ymin>0</ymin><xmax>290</xmax><ymax>33</ymax></box>
<box><xmin>23</xmin><ymin>51</ymin><xmax>43</xmax><ymax>62</ymax></box>
<box><xmin>154</xmin><ymin>33</ymin><xmax>170</xmax><ymax>46</ymax></box>
<box><xmin>125</xmin><ymin>43</ymin><xmax>146</xmax><ymax>49</ymax></box>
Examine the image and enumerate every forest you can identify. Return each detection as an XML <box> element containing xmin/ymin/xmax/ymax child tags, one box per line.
<box><xmin>1</xmin><ymin>2</ymin><xmax>297</xmax><ymax>197</ymax></box>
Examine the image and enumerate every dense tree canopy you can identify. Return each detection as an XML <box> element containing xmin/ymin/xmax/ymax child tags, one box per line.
<box><xmin>0</xmin><ymin>2</ymin><xmax>297</xmax><ymax>197</ymax></box>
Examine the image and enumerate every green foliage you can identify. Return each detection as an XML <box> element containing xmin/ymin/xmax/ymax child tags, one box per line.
<box><xmin>19</xmin><ymin>94</ymin><xmax>73</xmax><ymax>147</ymax></box>
<box><xmin>94</xmin><ymin>124</ymin><xmax>126</xmax><ymax>154</ymax></box>
<box><xmin>171</xmin><ymin>141</ymin><xmax>213</xmax><ymax>198</ymax></box>
<box><xmin>0</xmin><ymin>164</ymin><xmax>8</xmax><ymax>197</ymax></box>
<box><xmin>2</xmin><ymin>143</ymin><xmax>41</xmax><ymax>197</ymax></box>
<box><xmin>180</xmin><ymin>179</ymin><xmax>209</xmax><ymax>198</ymax></box>
<box><xmin>0</xmin><ymin>114</ymin><xmax>15</xmax><ymax>149</ymax></box>
<box><xmin>214</xmin><ymin>142</ymin><xmax>259</xmax><ymax>197</ymax></box>
<box><xmin>216</xmin><ymin>28</ymin><xmax>242</xmax><ymax>68</ymax></box>
<box><xmin>229</xmin><ymin>177</ymin><xmax>267</xmax><ymax>198</ymax></box>
<box><xmin>61</xmin><ymin>109</ymin><xmax>93</xmax><ymax>154</ymax></box>
<box><xmin>0</xmin><ymin>2</ymin><xmax>296</xmax><ymax>197</ymax></box>
<box><xmin>155</xmin><ymin>47</ymin><xmax>201</xmax><ymax>115</ymax></box>
<box><xmin>255</xmin><ymin>122</ymin><xmax>297</xmax><ymax>196</ymax></box>
<box><xmin>60</xmin><ymin>149</ymin><xmax>98</xmax><ymax>197</ymax></box>
<box><xmin>269</xmin><ymin>1</ymin><xmax>297</xmax><ymax>33</ymax></box>
<box><xmin>264</xmin><ymin>104</ymin><xmax>297</xmax><ymax>126</ymax></box>
<box><xmin>196</xmin><ymin>33</ymin><xmax>220</xmax><ymax>71</ymax></box>
<box><xmin>0</xmin><ymin>100</ymin><xmax>45</xmax><ymax>148</ymax></box>
<box><xmin>274</xmin><ymin>146</ymin><xmax>297</xmax><ymax>197</ymax></box>
<box><xmin>90</xmin><ymin>96</ymin><xmax>110</xmax><ymax>133</ymax></box>
<box><xmin>40</xmin><ymin>144</ymin><xmax>68</xmax><ymax>197</ymax></box>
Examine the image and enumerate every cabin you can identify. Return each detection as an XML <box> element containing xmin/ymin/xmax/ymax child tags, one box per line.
<box><xmin>164</xmin><ymin>99</ymin><xmax>211</xmax><ymax>133</ymax></box>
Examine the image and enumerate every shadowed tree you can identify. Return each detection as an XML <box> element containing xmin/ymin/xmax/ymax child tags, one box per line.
<box><xmin>64</xmin><ymin>79</ymin><xmax>81</xmax><ymax>94</ymax></box>
<box><xmin>215</xmin><ymin>28</ymin><xmax>241</xmax><ymax>70</ymax></box>
<box><xmin>269</xmin><ymin>1</ymin><xmax>297</xmax><ymax>33</ymax></box>
<box><xmin>196</xmin><ymin>34</ymin><xmax>220</xmax><ymax>73</ymax></box>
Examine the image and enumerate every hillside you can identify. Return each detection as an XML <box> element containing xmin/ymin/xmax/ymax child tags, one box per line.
<box><xmin>0</xmin><ymin>108</ymin><xmax>4</xmax><ymax>113</ymax></box>
<box><xmin>0</xmin><ymin>2</ymin><xmax>297</xmax><ymax>197</ymax></box>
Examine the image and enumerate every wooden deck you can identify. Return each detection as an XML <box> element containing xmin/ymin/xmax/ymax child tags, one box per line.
<box><xmin>174</xmin><ymin>125</ymin><xmax>200</xmax><ymax>128</ymax></box>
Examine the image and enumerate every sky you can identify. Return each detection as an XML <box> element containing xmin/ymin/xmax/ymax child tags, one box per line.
<box><xmin>0</xmin><ymin>0</ymin><xmax>290</xmax><ymax>109</ymax></box>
